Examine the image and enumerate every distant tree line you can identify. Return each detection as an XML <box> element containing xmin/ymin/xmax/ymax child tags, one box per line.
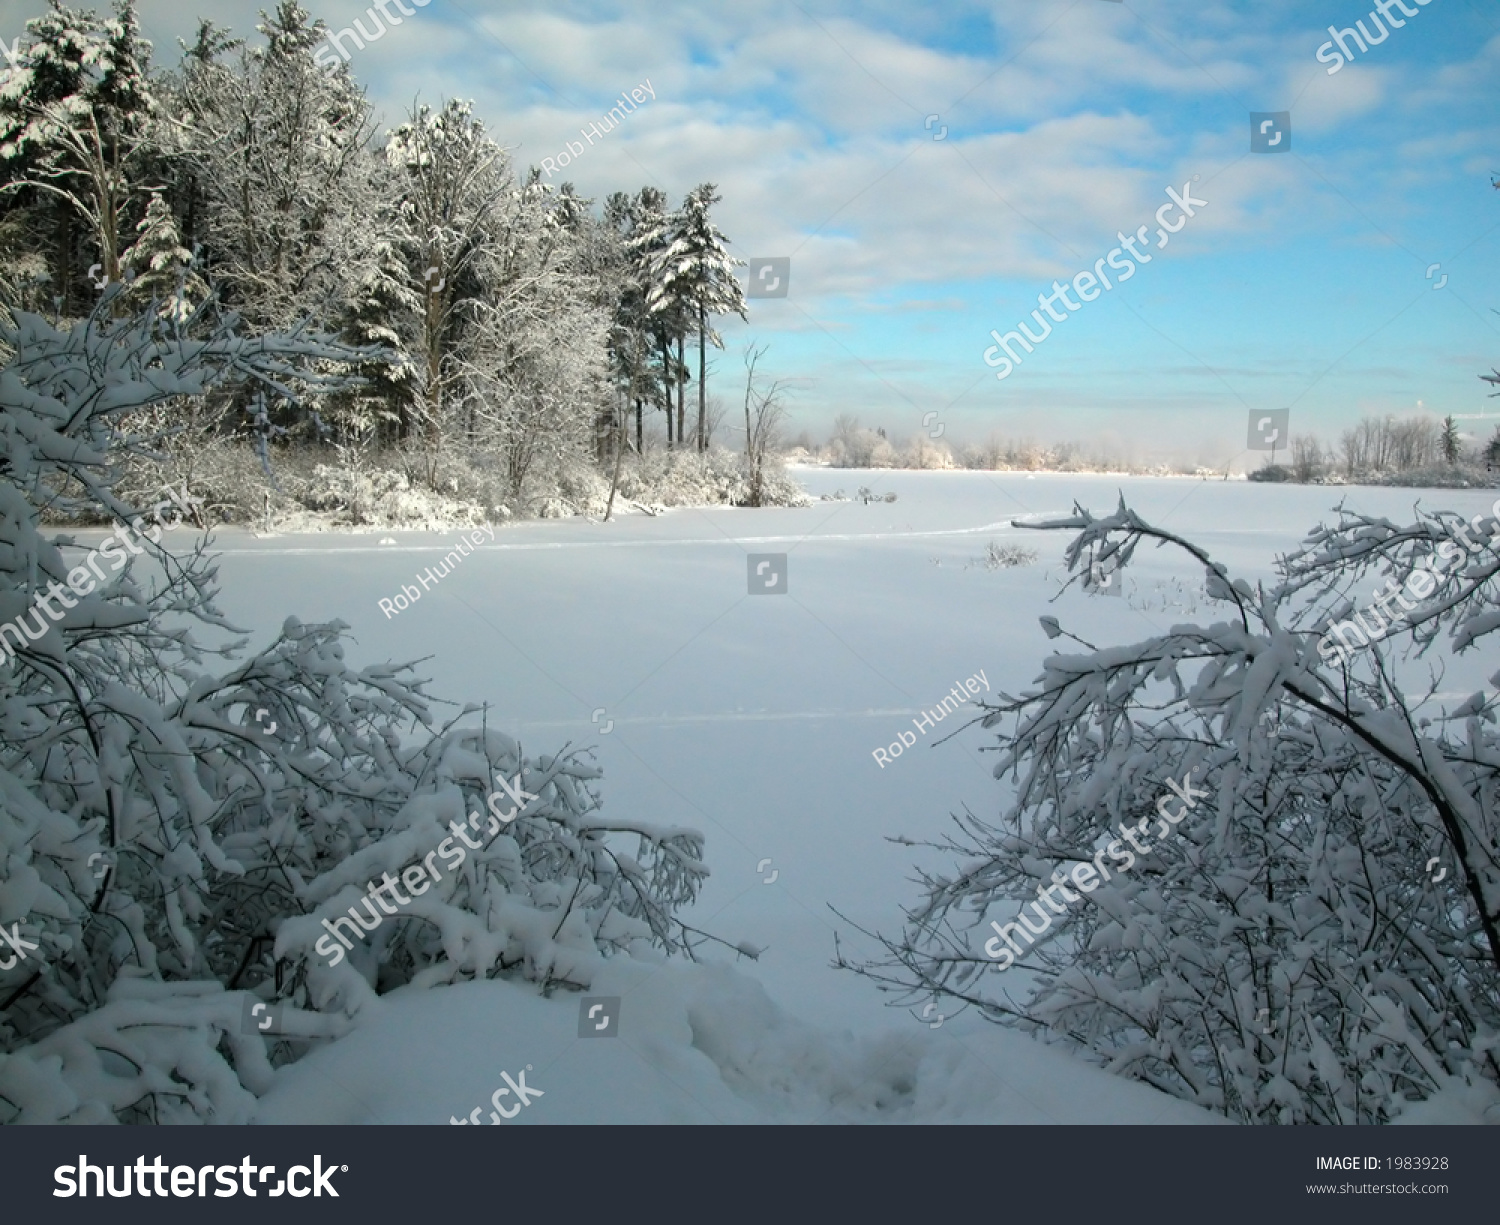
<box><xmin>813</xmin><ymin>415</ymin><xmax>1190</xmax><ymax>475</ymax></box>
<box><xmin>1254</xmin><ymin>411</ymin><xmax>1495</xmax><ymax>485</ymax></box>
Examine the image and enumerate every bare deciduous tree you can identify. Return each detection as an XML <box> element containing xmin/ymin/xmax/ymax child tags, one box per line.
<box><xmin>741</xmin><ymin>344</ymin><xmax>789</xmax><ymax>507</ymax></box>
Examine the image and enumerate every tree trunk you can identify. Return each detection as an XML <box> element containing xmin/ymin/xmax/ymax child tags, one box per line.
<box><xmin>744</xmin><ymin>356</ymin><xmax>756</xmax><ymax>507</ymax></box>
<box><xmin>697</xmin><ymin>302</ymin><xmax>707</xmax><ymax>452</ymax></box>
<box><xmin>676</xmin><ymin>334</ymin><xmax>687</xmax><ymax>448</ymax></box>
<box><xmin>605</xmin><ymin>393</ymin><xmax>628</xmax><ymax>522</ymax></box>
<box><xmin>659</xmin><ymin>333</ymin><xmax>674</xmax><ymax>448</ymax></box>
<box><xmin>635</xmin><ymin>398</ymin><xmax>643</xmax><ymax>454</ymax></box>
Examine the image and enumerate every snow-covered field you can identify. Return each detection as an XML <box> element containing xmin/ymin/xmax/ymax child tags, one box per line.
<box><xmin>171</xmin><ymin>470</ymin><xmax>1500</xmax><ymax>1123</ymax></box>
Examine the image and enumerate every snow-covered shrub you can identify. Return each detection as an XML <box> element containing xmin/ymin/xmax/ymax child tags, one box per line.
<box><xmin>291</xmin><ymin>463</ymin><xmax>487</xmax><ymax>528</ymax></box>
<box><xmin>528</xmin><ymin>457</ymin><xmax>611</xmax><ymax>519</ymax></box>
<box><xmin>1366</xmin><ymin>464</ymin><xmax>1496</xmax><ymax>490</ymax></box>
<box><xmin>744</xmin><ymin>459</ymin><xmax>812</xmax><ymax>509</ymax></box>
<box><xmin>617</xmin><ymin>447</ymin><xmax>810</xmax><ymax>510</ymax></box>
<box><xmin>0</xmin><ymin>299</ymin><xmax>710</xmax><ymax>1122</ymax></box>
<box><xmin>1126</xmin><ymin>575</ymin><xmax>1207</xmax><ymax>616</ymax></box>
<box><xmin>983</xmin><ymin>542</ymin><xmax>1038</xmax><ymax>569</ymax></box>
<box><xmin>850</xmin><ymin>498</ymin><xmax>1500</xmax><ymax>1124</ymax></box>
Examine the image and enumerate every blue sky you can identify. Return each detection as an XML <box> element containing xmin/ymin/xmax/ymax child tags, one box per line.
<box><xmin>5</xmin><ymin>0</ymin><xmax>1499</xmax><ymax>465</ymax></box>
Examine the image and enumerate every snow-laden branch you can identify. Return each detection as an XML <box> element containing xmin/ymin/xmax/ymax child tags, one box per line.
<box><xmin>849</xmin><ymin>497</ymin><xmax>1500</xmax><ymax>1123</ymax></box>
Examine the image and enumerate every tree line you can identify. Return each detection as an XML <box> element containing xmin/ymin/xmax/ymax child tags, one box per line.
<box><xmin>1257</xmin><ymin>412</ymin><xmax>1492</xmax><ymax>484</ymax></box>
<box><xmin>0</xmin><ymin>0</ymin><xmax>750</xmax><ymax>503</ymax></box>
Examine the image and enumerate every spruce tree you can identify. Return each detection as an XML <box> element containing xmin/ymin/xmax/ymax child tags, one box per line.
<box><xmin>652</xmin><ymin>184</ymin><xmax>747</xmax><ymax>451</ymax></box>
<box><xmin>1440</xmin><ymin>414</ymin><xmax>1460</xmax><ymax>466</ymax></box>
<box><xmin>121</xmin><ymin>190</ymin><xmax>205</xmax><ymax>319</ymax></box>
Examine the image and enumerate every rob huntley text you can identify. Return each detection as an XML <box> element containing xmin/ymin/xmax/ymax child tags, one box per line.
<box><xmin>541</xmin><ymin>80</ymin><xmax>654</xmax><ymax>178</ymax></box>
<box><xmin>872</xmin><ymin>670</ymin><xmax>988</xmax><ymax>767</ymax></box>
<box><xmin>379</xmin><ymin>524</ymin><xmax>494</xmax><ymax>618</ymax></box>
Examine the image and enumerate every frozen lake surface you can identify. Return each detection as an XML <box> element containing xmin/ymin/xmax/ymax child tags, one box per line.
<box><xmin>169</xmin><ymin>470</ymin><xmax>1500</xmax><ymax>1122</ymax></box>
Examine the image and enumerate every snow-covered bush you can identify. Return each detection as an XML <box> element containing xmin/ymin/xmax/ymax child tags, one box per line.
<box><xmin>849</xmin><ymin>498</ymin><xmax>1500</xmax><ymax>1124</ymax></box>
<box><xmin>0</xmin><ymin>299</ymin><xmax>710</xmax><ymax>1122</ymax></box>
<box><xmin>617</xmin><ymin>447</ymin><xmax>809</xmax><ymax>510</ymax></box>
<box><xmin>983</xmin><ymin>542</ymin><xmax>1038</xmax><ymax>569</ymax></box>
<box><xmin>91</xmin><ymin>438</ymin><xmax>814</xmax><ymax>531</ymax></box>
<box><xmin>292</xmin><ymin>463</ymin><xmax>487</xmax><ymax>528</ymax></box>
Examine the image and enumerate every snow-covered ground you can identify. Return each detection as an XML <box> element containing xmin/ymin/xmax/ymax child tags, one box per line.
<box><xmin>162</xmin><ymin>470</ymin><xmax>1500</xmax><ymax>1123</ymax></box>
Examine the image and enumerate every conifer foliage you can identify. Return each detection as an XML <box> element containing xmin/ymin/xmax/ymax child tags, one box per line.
<box><xmin>1</xmin><ymin>2</ymin><xmax>765</xmax><ymax>510</ymax></box>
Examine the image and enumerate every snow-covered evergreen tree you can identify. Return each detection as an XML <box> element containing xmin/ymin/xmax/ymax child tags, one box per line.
<box><xmin>120</xmin><ymin>188</ymin><xmax>204</xmax><ymax>318</ymax></box>
<box><xmin>651</xmin><ymin>183</ymin><xmax>747</xmax><ymax>451</ymax></box>
<box><xmin>598</xmin><ymin>190</ymin><xmax>658</xmax><ymax>460</ymax></box>
<box><xmin>0</xmin><ymin>0</ymin><xmax>159</xmax><ymax>303</ymax></box>
<box><xmin>325</xmin><ymin>225</ymin><xmax>418</xmax><ymax>445</ymax></box>
<box><xmin>627</xmin><ymin>187</ymin><xmax>688</xmax><ymax>447</ymax></box>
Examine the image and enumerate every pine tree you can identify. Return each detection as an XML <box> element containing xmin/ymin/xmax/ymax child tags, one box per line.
<box><xmin>601</xmin><ymin>191</ymin><xmax>658</xmax><ymax>458</ymax></box>
<box><xmin>94</xmin><ymin>0</ymin><xmax>154</xmax><ymax>141</ymax></box>
<box><xmin>121</xmin><ymin>189</ymin><xmax>204</xmax><ymax>319</ymax></box>
<box><xmin>0</xmin><ymin>0</ymin><xmax>99</xmax><ymax>170</ymax></box>
<box><xmin>652</xmin><ymin>184</ymin><xmax>747</xmax><ymax>451</ymax></box>
<box><xmin>1441</xmin><ymin>414</ymin><xmax>1460</xmax><ymax>466</ymax></box>
<box><xmin>327</xmin><ymin>228</ymin><xmax>417</xmax><ymax>444</ymax></box>
<box><xmin>627</xmin><ymin>187</ymin><xmax>686</xmax><ymax>447</ymax></box>
<box><xmin>0</xmin><ymin>0</ymin><xmax>159</xmax><ymax>303</ymax></box>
